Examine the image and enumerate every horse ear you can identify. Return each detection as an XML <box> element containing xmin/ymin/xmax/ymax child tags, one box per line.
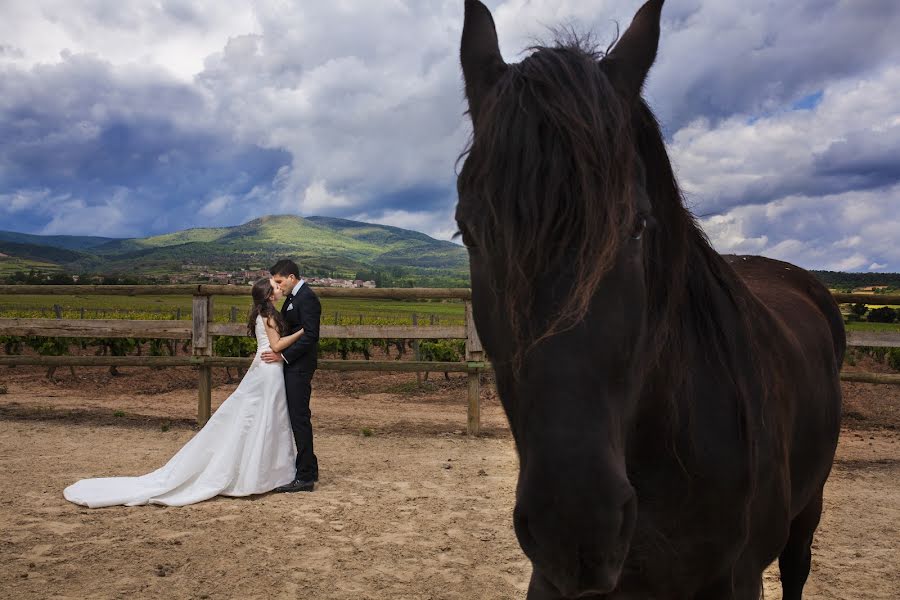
<box><xmin>461</xmin><ymin>0</ymin><xmax>507</xmax><ymax>127</ymax></box>
<box><xmin>602</xmin><ymin>0</ymin><xmax>664</xmax><ymax>101</ymax></box>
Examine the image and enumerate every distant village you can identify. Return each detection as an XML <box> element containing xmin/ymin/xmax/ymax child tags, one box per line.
<box><xmin>168</xmin><ymin>265</ymin><xmax>376</xmax><ymax>288</ymax></box>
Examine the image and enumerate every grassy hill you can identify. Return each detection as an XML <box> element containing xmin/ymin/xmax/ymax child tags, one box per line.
<box><xmin>0</xmin><ymin>241</ymin><xmax>93</xmax><ymax>264</ymax></box>
<box><xmin>307</xmin><ymin>216</ymin><xmax>469</xmax><ymax>269</ymax></box>
<box><xmin>0</xmin><ymin>215</ymin><xmax>470</xmax><ymax>285</ymax></box>
<box><xmin>89</xmin><ymin>227</ymin><xmax>235</xmax><ymax>254</ymax></box>
<box><xmin>0</xmin><ymin>231</ymin><xmax>116</xmax><ymax>250</ymax></box>
<box><xmin>0</xmin><ymin>255</ymin><xmax>61</xmax><ymax>277</ymax></box>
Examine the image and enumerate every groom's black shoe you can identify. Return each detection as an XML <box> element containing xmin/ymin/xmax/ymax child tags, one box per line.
<box><xmin>274</xmin><ymin>478</ymin><xmax>314</xmax><ymax>493</ymax></box>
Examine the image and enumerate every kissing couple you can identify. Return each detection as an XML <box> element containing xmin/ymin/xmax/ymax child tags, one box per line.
<box><xmin>64</xmin><ymin>259</ymin><xmax>322</xmax><ymax>507</ymax></box>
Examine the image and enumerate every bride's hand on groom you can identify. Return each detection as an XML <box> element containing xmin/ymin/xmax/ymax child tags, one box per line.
<box><xmin>261</xmin><ymin>350</ymin><xmax>284</xmax><ymax>363</ymax></box>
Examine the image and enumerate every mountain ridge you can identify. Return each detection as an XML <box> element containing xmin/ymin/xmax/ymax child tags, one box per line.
<box><xmin>0</xmin><ymin>231</ymin><xmax>117</xmax><ymax>250</ymax></box>
<box><xmin>0</xmin><ymin>215</ymin><xmax>469</xmax><ymax>286</ymax></box>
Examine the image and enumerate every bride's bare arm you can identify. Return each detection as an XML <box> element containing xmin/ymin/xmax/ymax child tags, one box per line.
<box><xmin>264</xmin><ymin>318</ymin><xmax>304</xmax><ymax>352</ymax></box>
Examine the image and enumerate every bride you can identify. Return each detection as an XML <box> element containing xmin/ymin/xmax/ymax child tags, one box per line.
<box><xmin>64</xmin><ymin>278</ymin><xmax>302</xmax><ymax>508</ymax></box>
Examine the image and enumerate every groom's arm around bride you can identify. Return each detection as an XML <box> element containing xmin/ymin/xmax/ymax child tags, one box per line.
<box><xmin>281</xmin><ymin>282</ymin><xmax>321</xmax><ymax>370</ymax></box>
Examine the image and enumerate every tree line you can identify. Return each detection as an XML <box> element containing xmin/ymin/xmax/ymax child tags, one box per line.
<box><xmin>848</xmin><ymin>303</ymin><xmax>900</xmax><ymax>324</ymax></box>
<box><xmin>812</xmin><ymin>270</ymin><xmax>900</xmax><ymax>292</ymax></box>
<box><xmin>3</xmin><ymin>267</ymin><xmax>470</xmax><ymax>288</ymax></box>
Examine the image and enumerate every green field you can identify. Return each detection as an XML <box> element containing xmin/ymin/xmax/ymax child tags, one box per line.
<box><xmin>2</xmin><ymin>293</ymin><xmax>897</xmax><ymax>332</ymax></box>
<box><xmin>0</xmin><ymin>258</ymin><xmax>62</xmax><ymax>277</ymax></box>
<box><xmin>843</xmin><ymin>321</ymin><xmax>900</xmax><ymax>332</ymax></box>
<box><xmin>0</xmin><ymin>294</ymin><xmax>466</xmax><ymax>326</ymax></box>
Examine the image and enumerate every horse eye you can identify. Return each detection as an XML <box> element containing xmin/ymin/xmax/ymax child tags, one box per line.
<box><xmin>631</xmin><ymin>216</ymin><xmax>648</xmax><ymax>240</ymax></box>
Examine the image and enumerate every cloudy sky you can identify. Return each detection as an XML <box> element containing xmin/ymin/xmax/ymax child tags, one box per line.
<box><xmin>1</xmin><ymin>0</ymin><xmax>898</xmax><ymax>271</ymax></box>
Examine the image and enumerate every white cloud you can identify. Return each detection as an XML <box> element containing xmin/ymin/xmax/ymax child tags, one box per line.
<box><xmin>198</xmin><ymin>194</ymin><xmax>233</xmax><ymax>217</ymax></box>
<box><xmin>669</xmin><ymin>66</ymin><xmax>900</xmax><ymax>215</ymax></box>
<box><xmin>700</xmin><ymin>184</ymin><xmax>900</xmax><ymax>272</ymax></box>
<box><xmin>0</xmin><ymin>189</ymin><xmax>55</xmax><ymax>213</ymax></box>
<box><xmin>833</xmin><ymin>236</ymin><xmax>862</xmax><ymax>250</ymax></box>
<box><xmin>296</xmin><ymin>180</ymin><xmax>354</xmax><ymax>214</ymax></box>
<box><xmin>350</xmin><ymin>207</ymin><xmax>459</xmax><ymax>242</ymax></box>
<box><xmin>40</xmin><ymin>191</ymin><xmax>134</xmax><ymax>236</ymax></box>
<box><xmin>0</xmin><ymin>1</ymin><xmax>260</xmax><ymax>80</ymax></box>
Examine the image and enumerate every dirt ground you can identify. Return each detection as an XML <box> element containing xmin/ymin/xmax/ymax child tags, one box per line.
<box><xmin>0</xmin><ymin>363</ymin><xmax>898</xmax><ymax>599</ymax></box>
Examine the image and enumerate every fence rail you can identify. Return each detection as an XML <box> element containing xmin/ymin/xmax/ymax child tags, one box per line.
<box><xmin>4</xmin><ymin>317</ymin><xmax>897</xmax><ymax>347</ymax></box>
<box><xmin>0</xmin><ymin>318</ymin><xmax>468</xmax><ymax>341</ymax></box>
<box><xmin>0</xmin><ymin>355</ymin><xmax>479</xmax><ymax>372</ymax></box>
<box><xmin>2</xmin><ymin>285</ymin><xmax>899</xmax><ymax>434</ymax></box>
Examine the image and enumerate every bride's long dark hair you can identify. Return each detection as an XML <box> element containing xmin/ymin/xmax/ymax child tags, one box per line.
<box><xmin>247</xmin><ymin>278</ymin><xmax>286</xmax><ymax>338</ymax></box>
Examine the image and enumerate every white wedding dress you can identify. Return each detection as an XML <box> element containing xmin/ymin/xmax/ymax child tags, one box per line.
<box><xmin>64</xmin><ymin>315</ymin><xmax>296</xmax><ymax>508</ymax></box>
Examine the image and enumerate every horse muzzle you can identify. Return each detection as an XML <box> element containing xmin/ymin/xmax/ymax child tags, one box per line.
<box><xmin>514</xmin><ymin>484</ymin><xmax>637</xmax><ymax>598</ymax></box>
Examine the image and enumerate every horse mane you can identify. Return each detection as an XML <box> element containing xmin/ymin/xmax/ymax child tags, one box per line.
<box><xmin>631</xmin><ymin>99</ymin><xmax>771</xmax><ymax>421</ymax></box>
<box><xmin>458</xmin><ymin>37</ymin><xmax>638</xmax><ymax>358</ymax></box>
<box><xmin>631</xmin><ymin>101</ymin><xmax>770</xmax><ymax>580</ymax></box>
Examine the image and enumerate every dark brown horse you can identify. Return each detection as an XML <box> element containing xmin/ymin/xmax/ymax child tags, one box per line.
<box><xmin>455</xmin><ymin>1</ymin><xmax>844</xmax><ymax>598</ymax></box>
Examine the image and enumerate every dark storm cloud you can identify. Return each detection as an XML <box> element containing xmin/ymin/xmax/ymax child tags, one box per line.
<box><xmin>357</xmin><ymin>185</ymin><xmax>455</xmax><ymax>221</ymax></box>
<box><xmin>0</xmin><ymin>53</ymin><xmax>290</xmax><ymax>235</ymax></box>
<box><xmin>812</xmin><ymin>127</ymin><xmax>900</xmax><ymax>189</ymax></box>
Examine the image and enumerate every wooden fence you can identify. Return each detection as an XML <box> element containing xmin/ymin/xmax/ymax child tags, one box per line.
<box><xmin>1</xmin><ymin>286</ymin><xmax>899</xmax><ymax>434</ymax></box>
<box><xmin>0</xmin><ymin>285</ymin><xmax>485</xmax><ymax>433</ymax></box>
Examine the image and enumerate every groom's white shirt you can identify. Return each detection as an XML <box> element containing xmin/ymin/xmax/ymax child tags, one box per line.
<box><xmin>282</xmin><ymin>279</ymin><xmax>305</xmax><ymax>364</ymax></box>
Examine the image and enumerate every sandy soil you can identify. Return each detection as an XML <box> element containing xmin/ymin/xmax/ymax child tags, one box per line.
<box><xmin>0</xmin><ymin>365</ymin><xmax>898</xmax><ymax>599</ymax></box>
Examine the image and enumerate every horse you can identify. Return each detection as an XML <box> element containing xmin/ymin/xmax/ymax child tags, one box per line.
<box><xmin>455</xmin><ymin>1</ymin><xmax>844</xmax><ymax>598</ymax></box>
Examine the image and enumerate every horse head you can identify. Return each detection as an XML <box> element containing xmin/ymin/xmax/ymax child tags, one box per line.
<box><xmin>457</xmin><ymin>0</ymin><xmax>664</xmax><ymax>596</ymax></box>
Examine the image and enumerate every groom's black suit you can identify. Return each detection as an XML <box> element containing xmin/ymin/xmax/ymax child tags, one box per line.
<box><xmin>281</xmin><ymin>282</ymin><xmax>320</xmax><ymax>482</ymax></box>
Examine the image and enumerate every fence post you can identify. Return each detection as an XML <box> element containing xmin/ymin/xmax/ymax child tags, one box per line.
<box><xmin>48</xmin><ymin>304</ymin><xmax>63</xmax><ymax>379</ymax></box>
<box><xmin>465</xmin><ymin>301</ymin><xmax>484</xmax><ymax>436</ymax></box>
<box><xmin>192</xmin><ymin>294</ymin><xmax>214</xmax><ymax>425</ymax></box>
<box><xmin>412</xmin><ymin>313</ymin><xmax>421</xmax><ymax>386</ymax></box>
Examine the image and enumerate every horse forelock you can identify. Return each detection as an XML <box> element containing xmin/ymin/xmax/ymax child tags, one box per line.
<box><xmin>459</xmin><ymin>39</ymin><xmax>639</xmax><ymax>355</ymax></box>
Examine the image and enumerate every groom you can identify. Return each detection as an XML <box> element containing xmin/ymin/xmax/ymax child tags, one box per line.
<box><xmin>263</xmin><ymin>259</ymin><xmax>321</xmax><ymax>492</ymax></box>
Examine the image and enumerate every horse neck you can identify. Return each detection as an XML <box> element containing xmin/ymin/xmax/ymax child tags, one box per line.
<box><xmin>636</xmin><ymin>202</ymin><xmax>776</xmax><ymax>477</ymax></box>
